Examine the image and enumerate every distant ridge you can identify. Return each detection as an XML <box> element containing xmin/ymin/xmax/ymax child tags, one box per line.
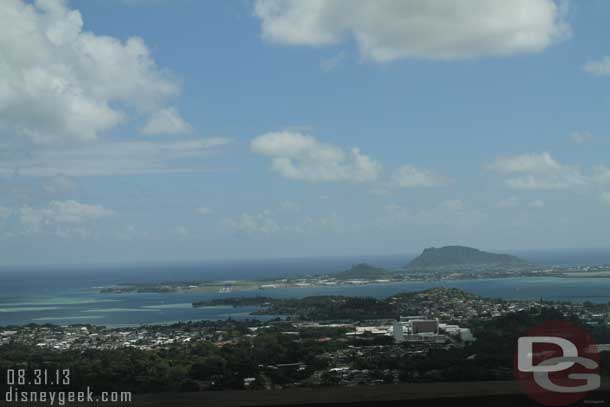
<box><xmin>406</xmin><ymin>246</ymin><xmax>527</xmax><ymax>271</ymax></box>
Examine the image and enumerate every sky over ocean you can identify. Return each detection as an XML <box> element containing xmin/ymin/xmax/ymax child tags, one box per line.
<box><xmin>1</xmin><ymin>1</ymin><xmax>610</xmax><ymax>266</ymax></box>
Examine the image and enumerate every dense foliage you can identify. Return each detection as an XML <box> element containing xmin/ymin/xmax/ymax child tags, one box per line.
<box><xmin>195</xmin><ymin>295</ymin><xmax>397</xmax><ymax>321</ymax></box>
<box><xmin>2</xmin><ymin>309</ymin><xmax>610</xmax><ymax>394</ymax></box>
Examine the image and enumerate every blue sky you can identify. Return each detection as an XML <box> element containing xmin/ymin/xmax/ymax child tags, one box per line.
<box><xmin>1</xmin><ymin>0</ymin><xmax>610</xmax><ymax>266</ymax></box>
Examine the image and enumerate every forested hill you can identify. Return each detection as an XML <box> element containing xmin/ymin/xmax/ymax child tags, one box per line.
<box><xmin>333</xmin><ymin>263</ymin><xmax>396</xmax><ymax>280</ymax></box>
<box><xmin>406</xmin><ymin>246</ymin><xmax>527</xmax><ymax>270</ymax></box>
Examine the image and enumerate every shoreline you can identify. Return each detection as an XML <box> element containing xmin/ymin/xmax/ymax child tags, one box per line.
<box><xmin>4</xmin><ymin>275</ymin><xmax>610</xmax><ymax>327</ymax></box>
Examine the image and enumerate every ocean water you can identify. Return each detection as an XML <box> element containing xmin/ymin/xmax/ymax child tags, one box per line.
<box><xmin>1</xmin><ymin>250</ymin><xmax>610</xmax><ymax>327</ymax></box>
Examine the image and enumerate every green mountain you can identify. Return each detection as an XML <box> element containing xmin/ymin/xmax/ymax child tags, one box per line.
<box><xmin>334</xmin><ymin>263</ymin><xmax>395</xmax><ymax>280</ymax></box>
<box><xmin>406</xmin><ymin>246</ymin><xmax>527</xmax><ymax>271</ymax></box>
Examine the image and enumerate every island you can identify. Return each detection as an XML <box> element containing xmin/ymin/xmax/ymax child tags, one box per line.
<box><xmin>406</xmin><ymin>245</ymin><xmax>529</xmax><ymax>271</ymax></box>
<box><xmin>97</xmin><ymin>246</ymin><xmax>610</xmax><ymax>295</ymax></box>
<box><xmin>333</xmin><ymin>263</ymin><xmax>398</xmax><ymax>281</ymax></box>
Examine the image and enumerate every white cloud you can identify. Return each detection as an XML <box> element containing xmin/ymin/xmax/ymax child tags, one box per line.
<box><xmin>278</xmin><ymin>200</ymin><xmax>301</xmax><ymax>212</ymax></box>
<box><xmin>583</xmin><ymin>57</ymin><xmax>610</xmax><ymax>76</ymax></box>
<box><xmin>224</xmin><ymin>210</ymin><xmax>281</xmax><ymax>235</ymax></box>
<box><xmin>254</xmin><ymin>0</ymin><xmax>569</xmax><ymax>62</ymax></box>
<box><xmin>18</xmin><ymin>200</ymin><xmax>114</xmax><ymax>237</ymax></box>
<box><xmin>0</xmin><ymin>137</ymin><xmax>230</xmax><ymax>177</ymax></box>
<box><xmin>116</xmin><ymin>224</ymin><xmax>151</xmax><ymax>241</ymax></box>
<box><xmin>120</xmin><ymin>0</ymin><xmax>169</xmax><ymax>5</ymax></box>
<box><xmin>320</xmin><ymin>51</ymin><xmax>347</xmax><ymax>72</ymax></box>
<box><xmin>0</xmin><ymin>206</ymin><xmax>11</xmax><ymax>222</ymax></box>
<box><xmin>594</xmin><ymin>165</ymin><xmax>610</xmax><ymax>187</ymax></box>
<box><xmin>496</xmin><ymin>197</ymin><xmax>544</xmax><ymax>209</ymax></box>
<box><xmin>601</xmin><ymin>192</ymin><xmax>610</xmax><ymax>205</ymax></box>
<box><xmin>504</xmin><ymin>176</ymin><xmax>579</xmax><ymax>190</ymax></box>
<box><xmin>391</xmin><ymin>165</ymin><xmax>447</xmax><ymax>188</ymax></box>
<box><xmin>42</xmin><ymin>175</ymin><xmax>77</xmax><ymax>194</ymax></box>
<box><xmin>382</xmin><ymin>199</ymin><xmax>485</xmax><ymax>229</ymax></box>
<box><xmin>570</xmin><ymin>131</ymin><xmax>593</xmax><ymax>144</ymax></box>
<box><xmin>224</xmin><ymin>209</ymin><xmax>339</xmax><ymax>236</ymax></box>
<box><xmin>296</xmin><ymin>214</ymin><xmax>339</xmax><ymax>235</ymax></box>
<box><xmin>250</xmin><ymin>131</ymin><xmax>382</xmax><ymax>183</ymax></box>
<box><xmin>20</xmin><ymin>200</ymin><xmax>114</xmax><ymax>225</ymax></box>
<box><xmin>438</xmin><ymin>199</ymin><xmax>464</xmax><ymax>212</ymax></box>
<box><xmin>488</xmin><ymin>152</ymin><xmax>588</xmax><ymax>190</ymax></box>
<box><xmin>173</xmin><ymin>225</ymin><xmax>190</xmax><ymax>238</ymax></box>
<box><xmin>496</xmin><ymin>196</ymin><xmax>520</xmax><ymax>209</ymax></box>
<box><xmin>140</xmin><ymin>107</ymin><xmax>192</xmax><ymax>135</ymax></box>
<box><xmin>488</xmin><ymin>152</ymin><xmax>562</xmax><ymax>175</ymax></box>
<box><xmin>0</xmin><ymin>0</ymin><xmax>186</xmax><ymax>145</ymax></box>
<box><xmin>528</xmin><ymin>199</ymin><xmax>545</xmax><ymax>208</ymax></box>
<box><xmin>195</xmin><ymin>206</ymin><xmax>212</xmax><ymax>216</ymax></box>
<box><xmin>488</xmin><ymin>154</ymin><xmax>610</xmax><ymax>208</ymax></box>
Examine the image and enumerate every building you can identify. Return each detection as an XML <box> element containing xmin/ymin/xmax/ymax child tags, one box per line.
<box><xmin>411</xmin><ymin>320</ymin><xmax>439</xmax><ymax>334</ymax></box>
<box><xmin>392</xmin><ymin>321</ymin><xmax>404</xmax><ymax>342</ymax></box>
<box><xmin>459</xmin><ymin>328</ymin><xmax>475</xmax><ymax>342</ymax></box>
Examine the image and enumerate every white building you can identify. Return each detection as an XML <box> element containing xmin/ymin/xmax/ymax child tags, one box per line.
<box><xmin>392</xmin><ymin>321</ymin><xmax>404</xmax><ymax>342</ymax></box>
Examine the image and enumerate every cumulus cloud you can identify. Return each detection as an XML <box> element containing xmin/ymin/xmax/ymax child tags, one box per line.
<box><xmin>496</xmin><ymin>197</ymin><xmax>545</xmax><ymax>209</ymax></box>
<box><xmin>121</xmin><ymin>0</ymin><xmax>170</xmax><ymax>5</ymax></box>
<box><xmin>583</xmin><ymin>57</ymin><xmax>610</xmax><ymax>76</ymax></box>
<box><xmin>224</xmin><ymin>210</ymin><xmax>281</xmax><ymax>235</ymax></box>
<box><xmin>496</xmin><ymin>196</ymin><xmax>520</xmax><ymax>209</ymax></box>
<box><xmin>487</xmin><ymin>152</ymin><xmax>588</xmax><ymax>190</ymax></box>
<box><xmin>0</xmin><ymin>137</ymin><xmax>230</xmax><ymax>177</ymax></box>
<box><xmin>278</xmin><ymin>200</ymin><xmax>301</xmax><ymax>212</ymax></box>
<box><xmin>438</xmin><ymin>199</ymin><xmax>465</xmax><ymax>212</ymax></box>
<box><xmin>320</xmin><ymin>51</ymin><xmax>347</xmax><ymax>72</ymax></box>
<box><xmin>488</xmin><ymin>152</ymin><xmax>563</xmax><ymax>175</ymax></box>
<box><xmin>250</xmin><ymin>131</ymin><xmax>382</xmax><ymax>183</ymax></box>
<box><xmin>528</xmin><ymin>199</ymin><xmax>545</xmax><ymax>208</ymax></box>
<box><xmin>488</xmin><ymin>153</ymin><xmax>610</xmax><ymax>208</ymax></box>
<box><xmin>391</xmin><ymin>165</ymin><xmax>447</xmax><ymax>188</ymax></box>
<box><xmin>570</xmin><ymin>131</ymin><xmax>593</xmax><ymax>144</ymax></box>
<box><xmin>382</xmin><ymin>199</ymin><xmax>486</xmax><ymax>229</ymax></box>
<box><xmin>42</xmin><ymin>175</ymin><xmax>78</xmax><ymax>194</ymax></box>
<box><xmin>173</xmin><ymin>225</ymin><xmax>190</xmax><ymax>238</ymax></box>
<box><xmin>0</xmin><ymin>0</ymin><xmax>187</xmax><ymax>145</ymax></box>
<box><xmin>18</xmin><ymin>200</ymin><xmax>114</xmax><ymax>237</ymax></box>
<box><xmin>140</xmin><ymin>107</ymin><xmax>192</xmax><ymax>135</ymax></box>
<box><xmin>20</xmin><ymin>200</ymin><xmax>114</xmax><ymax>225</ymax></box>
<box><xmin>594</xmin><ymin>165</ymin><xmax>610</xmax><ymax>187</ymax></box>
<box><xmin>224</xmin><ymin>209</ymin><xmax>339</xmax><ymax>236</ymax></box>
<box><xmin>254</xmin><ymin>0</ymin><xmax>569</xmax><ymax>62</ymax></box>
<box><xmin>0</xmin><ymin>206</ymin><xmax>11</xmax><ymax>222</ymax></box>
<box><xmin>195</xmin><ymin>206</ymin><xmax>212</xmax><ymax>216</ymax></box>
<box><xmin>116</xmin><ymin>224</ymin><xmax>149</xmax><ymax>241</ymax></box>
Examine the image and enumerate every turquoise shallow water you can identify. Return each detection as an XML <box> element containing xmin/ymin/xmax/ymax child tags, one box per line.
<box><xmin>1</xmin><ymin>276</ymin><xmax>610</xmax><ymax>326</ymax></box>
<box><xmin>1</xmin><ymin>251</ymin><xmax>610</xmax><ymax>327</ymax></box>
